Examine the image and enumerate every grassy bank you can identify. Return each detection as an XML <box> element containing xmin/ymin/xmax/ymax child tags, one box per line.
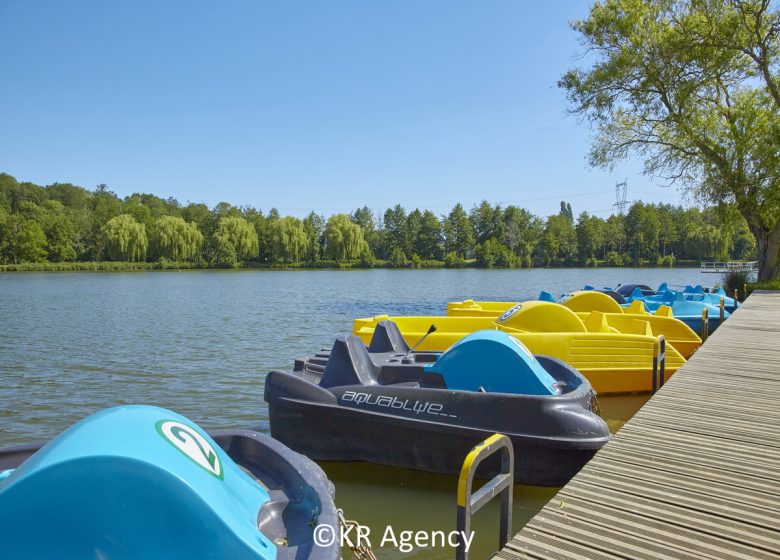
<box><xmin>748</xmin><ymin>280</ymin><xmax>780</xmax><ymax>294</ymax></box>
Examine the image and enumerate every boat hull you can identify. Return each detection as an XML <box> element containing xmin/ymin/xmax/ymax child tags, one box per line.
<box><xmin>268</xmin><ymin>398</ymin><xmax>600</xmax><ymax>487</ymax></box>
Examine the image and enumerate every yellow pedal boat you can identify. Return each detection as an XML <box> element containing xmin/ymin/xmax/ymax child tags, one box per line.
<box><xmin>353</xmin><ymin>301</ymin><xmax>687</xmax><ymax>395</ymax></box>
<box><xmin>447</xmin><ymin>290</ymin><xmax>701</xmax><ymax>358</ymax></box>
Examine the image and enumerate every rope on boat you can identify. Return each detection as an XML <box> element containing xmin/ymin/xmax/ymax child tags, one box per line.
<box><xmin>338</xmin><ymin>509</ymin><xmax>378</xmax><ymax>560</ymax></box>
<box><xmin>589</xmin><ymin>389</ymin><xmax>602</xmax><ymax>417</ymax></box>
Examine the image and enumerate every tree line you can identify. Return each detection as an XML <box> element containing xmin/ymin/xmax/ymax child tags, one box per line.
<box><xmin>0</xmin><ymin>173</ymin><xmax>755</xmax><ymax>268</ymax></box>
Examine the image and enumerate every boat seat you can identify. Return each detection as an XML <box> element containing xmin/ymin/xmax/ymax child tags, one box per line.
<box><xmin>320</xmin><ymin>335</ymin><xmax>381</xmax><ymax>388</ymax></box>
<box><xmin>367</xmin><ymin>320</ymin><xmax>411</xmax><ymax>354</ymax></box>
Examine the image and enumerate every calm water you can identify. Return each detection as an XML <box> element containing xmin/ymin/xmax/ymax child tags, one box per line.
<box><xmin>0</xmin><ymin>268</ymin><xmax>706</xmax><ymax>558</ymax></box>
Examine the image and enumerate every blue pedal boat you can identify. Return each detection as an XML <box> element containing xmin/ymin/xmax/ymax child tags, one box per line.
<box><xmin>603</xmin><ymin>284</ymin><xmax>730</xmax><ymax>335</ymax></box>
<box><xmin>0</xmin><ymin>405</ymin><xmax>339</xmax><ymax>560</ymax></box>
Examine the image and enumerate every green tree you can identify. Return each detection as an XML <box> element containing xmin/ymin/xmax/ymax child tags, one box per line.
<box><xmin>89</xmin><ymin>185</ymin><xmax>123</xmax><ymax>260</ymax></box>
<box><xmin>502</xmin><ymin>206</ymin><xmax>542</xmax><ymax>266</ymax></box>
<box><xmin>3</xmin><ymin>218</ymin><xmax>48</xmax><ymax>263</ymax></box>
<box><xmin>688</xmin><ymin>223</ymin><xmax>727</xmax><ymax>260</ymax></box>
<box><xmin>324</xmin><ymin>213</ymin><xmax>368</xmax><ymax>262</ymax></box>
<box><xmin>625</xmin><ymin>203</ymin><xmax>661</xmax><ymax>264</ymax></box>
<box><xmin>351</xmin><ymin>206</ymin><xmax>380</xmax><ymax>256</ymax></box>
<box><xmin>576</xmin><ymin>211</ymin><xmax>606</xmax><ymax>264</ymax></box>
<box><xmin>476</xmin><ymin>238</ymin><xmax>515</xmax><ymax>268</ymax></box>
<box><xmin>470</xmin><ymin>201</ymin><xmax>504</xmax><ymax>244</ymax></box>
<box><xmin>443</xmin><ymin>203</ymin><xmax>475</xmax><ymax>258</ymax></box>
<box><xmin>388</xmin><ymin>247</ymin><xmax>408</xmax><ymax>268</ymax></box>
<box><xmin>102</xmin><ymin>214</ymin><xmax>148</xmax><ymax>261</ymax></box>
<box><xmin>560</xmin><ymin>0</ymin><xmax>780</xmax><ymax>280</ymax></box>
<box><xmin>412</xmin><ymin>210</ymin><xmax>443</xmax><ymax>260</ymax></box>
<box><xmin>268</xmin><ymin>216</ymin><xmax>308</xmax><ymax>263</ymax></box>
<box><xmin>41</xmin><ymin>200</ymin><xmax>76</xmax><ymax>262</ymax></box>
<box><xmin>539</xmin><ymin>214</ymin><xmax>577</xmax><ymax>265</ymax></box>
<box><xmin>383</xmin><ymin>205</ymin><xmax>408</xmax><ymax>257</ymax></box>
<box><xmin>212</xmin><ymin>216</ymin><xmax>259</xmax><ymax>265</ymax></box>
<box><xmin>605</xmin><ymin>214</ymin><xmax>627</xmax><ymax>257</ymax></box>
<box><xmin>151</xmin><ymin>215</ymin><xmax>203</xmax><ymax>261</ymax></box>
<box><xmin>560</xmin><ymin>201</ymin><xmax>574</xmax><ymax>223</ymax></box>
<box><xmin>302</xmin><ymin>211</ymin><xmax>325</xmax><ymax>263</ymax></box>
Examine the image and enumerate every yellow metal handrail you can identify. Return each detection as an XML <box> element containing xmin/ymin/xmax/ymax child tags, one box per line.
<box><xmin>456</xmin><ymin>434</ymin><xmax>514</xmax><ymax>560</ymax></box>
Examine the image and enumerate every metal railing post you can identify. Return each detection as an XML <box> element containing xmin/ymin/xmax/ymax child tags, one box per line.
<box><xmin>652</xmin><ymin>335</ymin><xmax>666</xmax><ymax>392</ymax></box>
<box><xmin>456</xmin><ymin>434</ymin><xmax>514</xmax><ymax>560</ymax></box>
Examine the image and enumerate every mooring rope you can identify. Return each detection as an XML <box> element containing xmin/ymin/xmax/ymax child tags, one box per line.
<box><xmin>338</xmin><ymin>509</ymin><xmax>378</xmax><ymax>560</ymax></box>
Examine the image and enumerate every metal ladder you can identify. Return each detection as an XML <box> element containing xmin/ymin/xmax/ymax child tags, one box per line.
<box><xmin>455</xmin><ymin>433</ymin><xmax>514</xmax><ymax>560</ymax></box>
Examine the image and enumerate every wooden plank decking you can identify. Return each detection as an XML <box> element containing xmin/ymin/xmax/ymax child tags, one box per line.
<box><xmin>499</xmin><ymin>291</ymin><xmax>780</xmax><ymax>560</ymax></box>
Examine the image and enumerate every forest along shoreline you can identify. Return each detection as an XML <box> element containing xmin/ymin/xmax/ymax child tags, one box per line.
<box><xmin>0</xmin><ymin>172</ymin><xmax>756</xmax><ymax>272</ymax></box>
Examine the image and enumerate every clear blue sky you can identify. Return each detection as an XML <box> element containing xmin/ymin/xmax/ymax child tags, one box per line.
<box><xmin>0</xmin><ymin>1</ymin><xmax>686</xmax><ymax>219</ymax></box>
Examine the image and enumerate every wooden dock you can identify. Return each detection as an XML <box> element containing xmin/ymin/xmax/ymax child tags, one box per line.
<box><xmin>498</xmin><ymin>291</ymin><xmax>780</xmax><ymax>560</ymax></box>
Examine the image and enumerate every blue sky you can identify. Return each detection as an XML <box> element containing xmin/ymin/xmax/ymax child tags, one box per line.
<box><xmin>0</xmin><ymin>1</ymin><xmax>687</xmax><ymax>219</ymax></box>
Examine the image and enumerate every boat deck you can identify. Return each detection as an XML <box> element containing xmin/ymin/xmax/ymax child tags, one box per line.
<box><xmin>497</xmin><ymin>290</ymin><xmax>780</xmax><ymax>560</ymax></box>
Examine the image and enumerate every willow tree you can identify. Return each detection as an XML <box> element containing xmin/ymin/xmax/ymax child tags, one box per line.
<box><xmin>324</xmin><ymin>213</ymin><xmax>368</xmax><ymax>262</ymax></box>
<box><xmin>212</xmin><ymin>215</ymin><xmax>259</xmax><ymax>265</ymax></box>
<box><xmin>561</xmin><ymin>0</ymin><xmax>780</xmax><ymax>280</ymax></box>
<box><xmin>268</xmin><ymin>216</ymin><xmax>308</xmax><ymax>263</ymax></box>
<box><xmin>102</xmin><ymin>214</ymin><xmax>148</xmax><ymax>261</ymax></box>
<box><xmin>151</xmin><ymin>215</ymin><xmax>203</xmax><ymax>261</ymax></box>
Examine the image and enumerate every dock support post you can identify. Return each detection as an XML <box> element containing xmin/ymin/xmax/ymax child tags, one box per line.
<box><xmin>720</xmin><ymin>298</ymin><xmax>725</xmax><ymax>325</ymax></box>
<box><xmin>701</xmin><ymin>307</ymin><xmax>709</xmax><ymax>342</ymax></box>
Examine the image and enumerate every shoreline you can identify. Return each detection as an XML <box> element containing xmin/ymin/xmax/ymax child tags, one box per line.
<box><xmin>0</xmin><ymin>261</ymin><xmax>700</xmax><ymax>273</ymax></box>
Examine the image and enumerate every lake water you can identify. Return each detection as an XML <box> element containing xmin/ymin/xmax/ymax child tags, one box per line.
<box><xmin>0</xmin><ymin>268</ymin><xmax>708</xmax><ymax>558</ymax></box>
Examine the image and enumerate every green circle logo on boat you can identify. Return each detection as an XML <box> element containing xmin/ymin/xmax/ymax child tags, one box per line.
<box><xmin>498</xmin><ymin>304</ymin><xmax>523</xmax><ymax>323</ymax></box>
<box><xmin>155</xmin><ymin>420</ymin><xmax>223</xmax><ymax>480</ymax></box>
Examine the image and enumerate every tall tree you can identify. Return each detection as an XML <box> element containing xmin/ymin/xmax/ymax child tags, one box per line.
<box><xmin>302</xmin><ymin>211</ymin><xmax>325</xmax><ymax>263</ymax></box>
<box><xmin>324</xmin><ymin>214</ymin><xmax>368</xmax><ymax>261</ymax></box>
<box><xmin>625</xmin><ymin>203</ymin><xmax>661</xmax><ymax>264</ymax></box>
<box><xmin>576</xmin><ymin>211</ymin><xmax>607</xmax><ymax>264</ymax></box>
<box><xmin>151</xmin><ymin>216</ymin><xmax>203</xmax><ymax>261</ymax></box>
<box><xmin>443</xmin><ymin>203</ymin><xmax>475</xmax><ymax>258</ymax></box>
<box><xmin>212</xmin><ymin>216</ymin><xmax>258</xmax><ymax>265</ymax></box>
<box><xmin>470</xmin><ymin>201</ymin><xmax>504</xmax><ymax>244</ymax></box>
<box><xmin>503</xmin><ymin>205</ymin><xmax>542</xmax><ymax>266</ymax></box>
<box><xmin>382</xmin><ymin>205</ymin><xmax>408</xmax><ymax>258</ymax></box>
<box><xmin>268</xmin><ymin>216</ymin><xmax>308</xmax><ymax>263</ymax></box>
<box><xmin>413</xmin><ymin>210</ymin><xmax>444</xmax><ymax>260</ymax></box>
<box><xmin>102</xmin><ymin>214</ymin><xmax>148</xmax><ymax>261</ymax></box>
<box><xmin>539</xmin><ymin>214</ymin><xmax>577</xmax><ymax>265</ymax></box>
<box><xmin>41</xmin><ymin>200</ymin><xmax>76</xmax><ymax>262</ymax></box>
<box><xmin>351</xmin><ymin>206</ymin><xmax>380</xmax><ymax>256</ymax></box>
<box><xmin>560</xmin><ymin>0</ymin><xmax>780</xmax><ymax>279</ymax></box>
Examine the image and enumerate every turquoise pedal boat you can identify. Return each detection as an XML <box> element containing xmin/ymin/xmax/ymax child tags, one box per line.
<box><xmin>0</xmin><ymin>405</ymin><xmax>339</xmax><ymax>560</ymax></box>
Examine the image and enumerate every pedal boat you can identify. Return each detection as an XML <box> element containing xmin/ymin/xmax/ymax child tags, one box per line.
<box><xmin>447</xmin><ymin>290</ymin><xmax>702</xmax><ymax>358</ymax></box>
<box><xmin>265</xmin><ymin>323</ymin><xmax>610</xmax><ymax>487</ymax></box>
<box><xmin>666</xmin><ymin>283</ymin><xmax>738</xmax><ymax>313</ymax></box>
<box><xmin>0</xmin><ymin>405</ymin><xmax>339</xmax><ymax>560</ymax></box>
<box><xmin>353</xmin><ymin>301</ymin><xmax>686</xmax><ymax>394</ymax></box>
<box><xmin>611</xmin><ymin>284</ymin><xmax>730</xmax><ymax>335</ymax></box>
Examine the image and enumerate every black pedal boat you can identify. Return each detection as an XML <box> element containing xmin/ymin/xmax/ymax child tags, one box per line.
<box><xmin>264</xmin><ymin>321</ymin><xmax>611</xmax><ymax>487</ymax></box>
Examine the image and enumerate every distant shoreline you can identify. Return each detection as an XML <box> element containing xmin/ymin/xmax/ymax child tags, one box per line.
<box><xmin>0</xmin><ymin>261</ymin><xmax>701</xmax><ymax>273</ymax></box>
